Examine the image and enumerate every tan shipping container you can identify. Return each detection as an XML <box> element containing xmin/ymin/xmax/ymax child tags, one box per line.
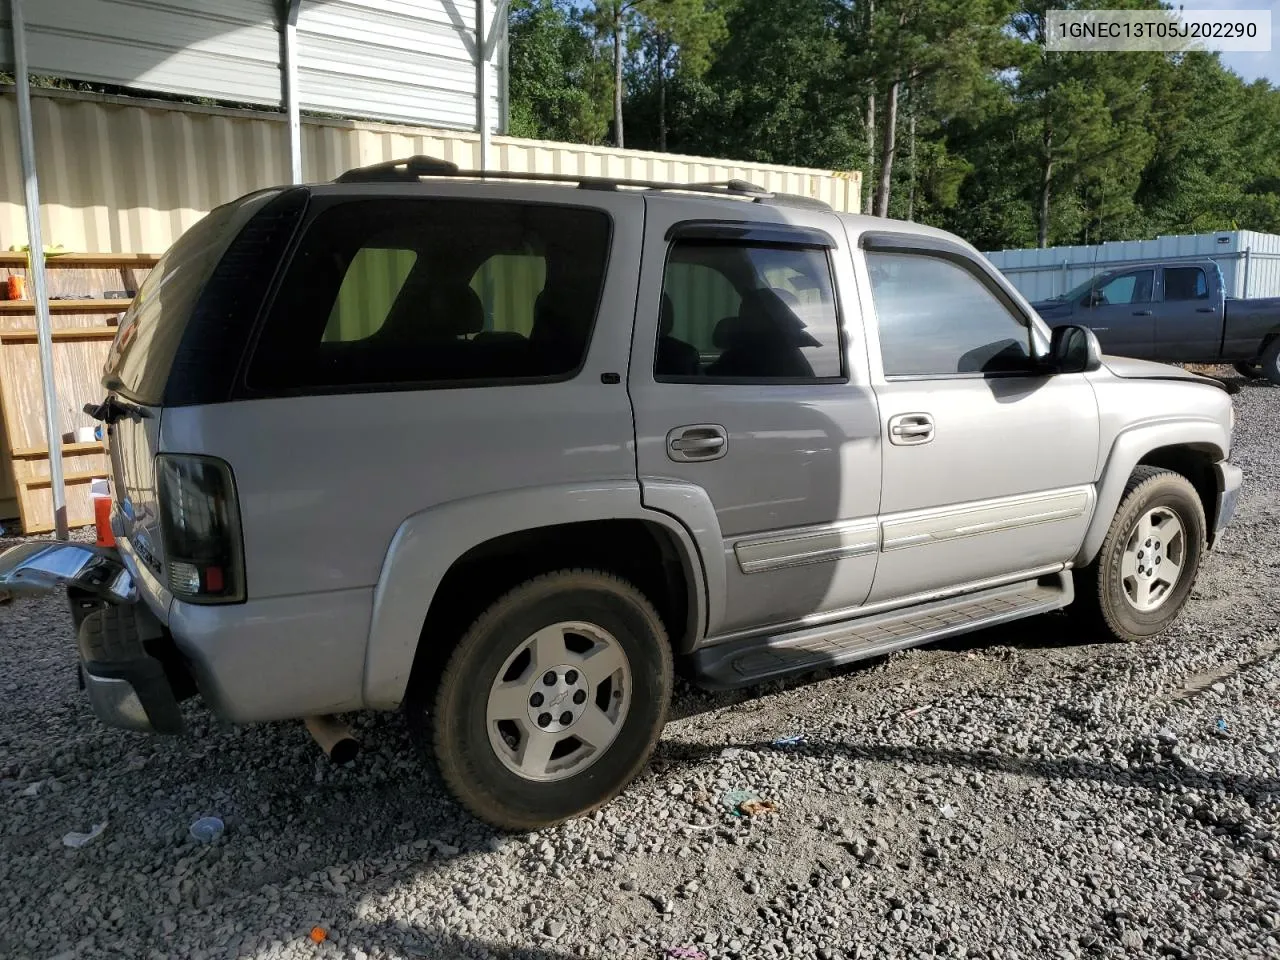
<box><xmin>0</xmin><ymin>86</ymin><xmax>862</xmax><ymax>256</ymax></box>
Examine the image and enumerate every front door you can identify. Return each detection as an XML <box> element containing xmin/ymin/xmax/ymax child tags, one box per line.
<box><xmin>629</xmin><ymin>197</ymin><xmax>882</xmax><ymax>639</ymax></box>
<box><xmin>1082</xmin><ymin>267</ymin><xmax>1156</xmax><ymax>358</ymax></box>
<box><xmin>855</xmin><ymin>231</ymin><xmax>1100</xmax><ymax>604</ymax></box>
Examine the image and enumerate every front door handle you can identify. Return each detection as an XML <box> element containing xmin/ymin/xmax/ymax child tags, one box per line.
<box><xmin>888</xmin><ymin>413</ymin><xmax>934</xmax><ymax>446</ymax></box>
<box><xmin>667</xmin><ymin>424</ymin><xmax>728</xmax><ymax>462</ymax></box>
<box><xmin>1132</xmin><ymin>310</ymin><xmax>1153</xmax><ymax>316</ymax></box>
<box><xmin>1195</xmin><ymin>307</ymin><xmax>1215</xmax><ymax>313</ymax></box>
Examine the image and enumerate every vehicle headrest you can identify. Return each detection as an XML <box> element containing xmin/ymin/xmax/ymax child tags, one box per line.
<box><xmin>737</xmin><ymin>288</ymin><xmax>822</xmax><ymax>348</ymax></box>
<box><xmin>426</xmin><ymin>282</ymin><xmax>484</xmax><ymax>336</ymax></box>
<box><xmin>711</xmin><ymin>316</ymin><xmax>742</xmax><ymax>349</ymax></box>
<box><xmin>660</xmin><ymin>293</ymin><xmax>675</xmax><ymax>336</ymax></box>
<box><xmin>532</xmin><ymin>285</ymin><xmax>595</xmax><ymax>342</ymax></box>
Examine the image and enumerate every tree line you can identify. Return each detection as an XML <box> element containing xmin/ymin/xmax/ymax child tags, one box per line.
<box><xmin>507</xmin><ymin>0</ymin><xmax>1280</xmax><ymax>251</ymax></box>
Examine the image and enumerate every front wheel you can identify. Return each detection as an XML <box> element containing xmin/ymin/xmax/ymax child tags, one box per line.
<box><xmin>1072</xmin><ymin>466</ymin><xmax>1206</xmax><ymax>642</ymax></box>
<box><xmin>426</xmin><ymin>569</ymin><xmax>672</xmax><ymax>831</ymax></box>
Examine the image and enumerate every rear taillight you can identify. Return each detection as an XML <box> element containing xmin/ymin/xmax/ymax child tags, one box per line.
<box><xmin>156</xmin><ymin>454</ymin><xmax>245</xmax><ymax>603</ymax></box>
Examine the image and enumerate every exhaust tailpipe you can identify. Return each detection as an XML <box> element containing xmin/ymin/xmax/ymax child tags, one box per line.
<box><xmin>304</xmin><ymin>715</ymin><xmax>359</xmax><ymax>765</ymax></box>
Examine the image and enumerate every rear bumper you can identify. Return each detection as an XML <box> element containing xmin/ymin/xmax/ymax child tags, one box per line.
<box><xmin>1212</xmin><ymin>460</ymin><xmax>1244</xmax><ymax>543</ymax></box>
<box><xmin>77</xmin><ymin>600</ymin><xmax>186</xmax><ymax>734</ymax></box>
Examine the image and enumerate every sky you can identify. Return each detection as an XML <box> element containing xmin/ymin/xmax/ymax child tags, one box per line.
<box><xmin>1191</xmin><ymin>0</ymin><xmax>1280</xmax><ymax>84</ymax></box>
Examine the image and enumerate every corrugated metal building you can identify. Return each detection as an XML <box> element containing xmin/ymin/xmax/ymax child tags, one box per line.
<box><xmin>0</xmin><ymin>0</ymin><xmax>505</xmax><ymax>131</ymax></box>
<box><xmin>986</xmin><ymin>231</ymin><xmax>1280</xmax><ymax>302</ymax></box>
<box><xmin>0</xmin><ymin>86</ymin><xmax>863</xmax><ymax>255</ymax></box>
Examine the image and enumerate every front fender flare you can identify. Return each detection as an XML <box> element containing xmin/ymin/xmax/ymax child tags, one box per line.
<box><xmin>1074</xmin><ymin>416</ymin><xmax>1228</xmax><ymax>567</ymax></box>
<box><xmin>361</xmin><ymin>481</ymin><xmax>711</xmax><ymax>710</ymax></box>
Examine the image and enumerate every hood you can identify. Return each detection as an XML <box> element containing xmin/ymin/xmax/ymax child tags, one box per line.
<box><xmin>1101</xmin><ymin>354</ymin><xmax>1238</xmax><ymax>394</ymax></box>
<box><xmin>1030</xmin><ymin>300</ymin><xmax>1072</xmax><ymax>320</ymax></box>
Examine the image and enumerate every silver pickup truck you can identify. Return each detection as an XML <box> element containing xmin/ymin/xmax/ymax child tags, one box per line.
<box><xmin>1031</xmin><ymin>258</ymin><xmax>1280</xmax><ymax>383</ymax></box>
<box><xmin>0</xmin><ymin>158</ymin><xmax>1243</xmax><ymax>830</ymax></box>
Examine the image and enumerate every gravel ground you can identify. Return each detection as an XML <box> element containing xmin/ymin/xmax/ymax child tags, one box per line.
<box><xmin>2</xmin><ymin>379</ymin><xmax>1279</xmax><ymax>960</ymax></box>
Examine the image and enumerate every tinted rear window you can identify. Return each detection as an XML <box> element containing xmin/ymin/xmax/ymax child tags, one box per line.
<box><xmin>244</xmin><ymin>199</ymin><xmax>612</xmax><ymax>393</ymax></box>
<box><xmin>104</xmin><ymin>192</ymin><xmax>276</xmax><ymax>403</ymax></box>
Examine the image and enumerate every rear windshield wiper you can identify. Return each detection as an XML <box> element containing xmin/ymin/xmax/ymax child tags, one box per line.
<box><xmin>84</xmin><ymin>393</ymin><xmax>150</xmax><ymax>424</ymax></box>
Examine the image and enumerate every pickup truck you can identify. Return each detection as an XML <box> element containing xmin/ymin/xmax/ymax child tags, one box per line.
<box><xmin>0</xmin><ymin>158</ymin><xmax>1244</xmax><ymax>830</ymax></box>
<box><xmin>1030</xmin><ymin>258</ymin><xmax>1280</xmax><ymax>384</ymax></box>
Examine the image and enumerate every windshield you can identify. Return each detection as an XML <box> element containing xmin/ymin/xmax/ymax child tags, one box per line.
<box><xmin>1057</xmin><ymin>273</ymin><xmax>1108</xmax><ymax>302</ymax></box>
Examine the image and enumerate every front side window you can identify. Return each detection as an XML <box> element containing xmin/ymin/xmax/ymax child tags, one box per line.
<box><xmin>866</xmin><ymin>251</ymin><xmax>1033</xmax><ymax>377</ymax></box>
<box><xmin>655</xmin><ymin>241</ymin><xmax>842</xmax><ymax>381</ymax></box>
<box><xmin>245</xmin><ymin>199</ymin><xmax>610</xmax><ymax>392</ymax></box>
<box><xmin>1164</xmin><ymin>267</ymin><xmax>1208</xmax><ymax>301</ymax></box>
<box><xmin>1095</xmin><ymin>270</ymin><xmax>1154</xmax><ymax>306</ymax></box>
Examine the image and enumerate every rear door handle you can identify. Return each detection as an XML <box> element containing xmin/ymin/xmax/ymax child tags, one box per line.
<box><xmin>667</xmin><ymin>424</ymin><xmax>728</xmax><ymax>462</ymax></box>
<box><xmin>888</xmin><ymin>413</ymin><xmax>934</xmax><ymax>446</ymax></box>
<box><xmin>1132</xmin><ymin>310</ymin><xmax>1152</xmax><ymax>316</ymax></box>
<box><xmin>1195</xmin><ymin>307</ymin><xmax>1215</xmax><ymax>313</ymax></box>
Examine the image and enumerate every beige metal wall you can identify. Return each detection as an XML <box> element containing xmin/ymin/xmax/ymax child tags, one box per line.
<box><xmin>0</xmin><ymin>86</ymin><xmax>862</xmax><ymax>256</ymax></box>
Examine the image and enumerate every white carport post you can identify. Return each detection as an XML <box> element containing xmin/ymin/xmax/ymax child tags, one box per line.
<box><xmin>475</xmin><ymin>1</ymin><xmax>508</xmax><ymax>171</ymax></box>
<box><xmin>9</xmin><ymin>0</ymin><xmax>68</xmax><ymax>540</ymax></box>
<box><xmin>476</xmin><ymin>0</ymin><xmax>489</xmax><ymax>170</ymax></box>
<box><xmin>282</xmin><ymin>0</ymin><xmax>304</xmax><ymax>183</ymax></box>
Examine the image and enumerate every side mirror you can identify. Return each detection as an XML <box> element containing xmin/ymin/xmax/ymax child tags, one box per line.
<box><xmin>1049</xmin><ymin>324</ymin><xmax>1103</xmax><ymax>374</ymax></box>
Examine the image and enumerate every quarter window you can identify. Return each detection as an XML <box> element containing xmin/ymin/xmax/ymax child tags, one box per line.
<box><xmin>866</xmin><ymin>251</ymin><xmax>1033</xmax><ymax>377</ymax></box>
<box><xmin>655</xmin><ymin>241</ymin><xmax>842</xmax><ymax>381</ymax></box>
<box><xmin>245</xmin><ymin>199</ymin><xmax>610</xmax><ymax>391</ymax></box>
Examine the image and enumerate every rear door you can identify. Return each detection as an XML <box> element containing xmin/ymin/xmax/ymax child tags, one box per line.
<box><xmin>1081</xmin><ymin>268</ymin><xmax>1156</xmax><ymax>358</ymax></box>
<box><xmin>629</xmin><ymin>197</ymin><xmax>882</xmax><ymax>640</ymax></box>
<box><xmin>1155</xmin><ymin>264</ymin><xmax>1220</xmax><ymax>361</ymax></box>
<box><xmin>856</xmin><ymin>230</ymin><xmax>1099</xmax><ymax>604</ymax></box>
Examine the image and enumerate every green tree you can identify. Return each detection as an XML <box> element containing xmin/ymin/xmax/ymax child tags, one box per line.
<box><xmin>508</xmin><ymin>0</ymin><xmax>611</xmax><ymax>143</ymax></box>
<box><xmin>847</xmin><ymin>0</ymin><xmax>1020</xmax><ymax>217</ymax></box>
<box><xmin>668</xmin><ymin>0</ymin><xmax>864</xmax><ymax>168</ymax></box>
<box><xmin>1010</xmin><ymin>1</ymin><xmax>1162</xmax><ymax>247</ymax></box>
<box><xmin>587</xmin><ymin>0</ymin><xmax>728</xmax><ymax>149</ymax></box>
<box><xmin>631</xmin><ymin>0</ymin><xmax>728</xmax><ymax>150</ymax></box>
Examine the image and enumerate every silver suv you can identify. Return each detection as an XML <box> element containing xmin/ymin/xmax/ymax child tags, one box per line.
<box><xmin>1</xmin><ymin>157</ymin><xmax>1243</xmax><ymax>830</ymax></box>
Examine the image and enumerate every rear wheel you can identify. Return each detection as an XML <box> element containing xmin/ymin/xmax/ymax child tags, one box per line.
<box><xmin>1072</xmin><ymin>466</ymin><xmax>1206</xmax><ymax>642</ymax></box>
<box><xmin>1233</xmin><ymin>361</ymin><xmax>1263</xmax><ymax>380</ymax></box>
<box><xmin>1261</xmin><ymin>338</ymin><xmax>1280</xmax><ymax>386</ymax></box>
<box><xmin>425</xmin><ymin>569</ymin><xmax>672</xmax><ymax>830</ymax></box>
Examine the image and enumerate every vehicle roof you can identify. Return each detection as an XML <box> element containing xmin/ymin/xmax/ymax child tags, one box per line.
<box><xmin>307</xmin><ymin>177</ymin><xmax>967</xmax><ymax>247</ymax></box>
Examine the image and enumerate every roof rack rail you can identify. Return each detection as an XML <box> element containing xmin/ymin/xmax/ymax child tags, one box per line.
<box><xmin>331</xmin><ymin>155</ymin><xmax>832</xmax><ymax>211</ymax></box>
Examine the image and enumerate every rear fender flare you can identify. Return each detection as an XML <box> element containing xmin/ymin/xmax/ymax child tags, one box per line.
<box><xmin>361</xmin><ymin>481</ymin><xmax>717</xmax><ymax>710</ymax></box>
<box><xmin>1074</xmin><ymin>417</ymin><xmax>1227</xmax><ymax>566</ymax></box>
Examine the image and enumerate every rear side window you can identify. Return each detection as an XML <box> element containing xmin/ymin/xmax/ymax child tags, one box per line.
<box><xmin>866</xmin><ymin>251</ymin><xmax>1032</xmax><ymax>377</ymax></box>
<box><xmin>1164</xmin><ymin>267</ymin><xmax>1208</xmax><ymax>301</ymax></box>
<box><xmin>656</xmin><ymin>241</ymin><xmax>843</xmax><ymax>381</ymax></box>
<box><xmin>245</xmin><ymin>199</ymin><xmax>611</xmax><ymax>392</ymax></box>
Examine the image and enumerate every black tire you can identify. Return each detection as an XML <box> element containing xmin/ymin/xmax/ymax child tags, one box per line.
<box><xmin>426</xmin><ymin>569</ymin><xmax>672</xmax><ymax>831</ymax></box>
<box><xmin>1233</xmin><ymin>361</ymin><xmax>1263</xmax><ymax>380</ymax></box>
<box><xmin>1261</xmin><ymin>338</ymin><xmax>1280</xmax><ymax>386</ymax></box>
<box><xmin>1072</xmin><ymin>466</ymin><xmax>1206</xmax><ymax>642</ymax></box>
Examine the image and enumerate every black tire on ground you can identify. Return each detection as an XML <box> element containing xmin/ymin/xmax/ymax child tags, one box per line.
<box><xmin>1072</xmin><ymin>466</ymin><xmax>1206</xmax><ymax>642</ymax></box>
<box><xmin>425</xmin><ymin>569</ymin><xmax>673</xmax><ymax>831</ymax></box>
<box><xmin>1233</xmin><ymin>361</ymin><xmax>1263</xmax><ymax>380</ymax></box>
<box><xmin>1261</xmin><ymin>338</ymin><xmax>1280</xmax><ymax>386</ymax></box>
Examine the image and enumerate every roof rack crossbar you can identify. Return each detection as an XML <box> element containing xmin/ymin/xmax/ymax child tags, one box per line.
<box><xmin>332</xmin><ymin>155</ymin><xmax>833</xmax><ymax>210</ymax></box>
